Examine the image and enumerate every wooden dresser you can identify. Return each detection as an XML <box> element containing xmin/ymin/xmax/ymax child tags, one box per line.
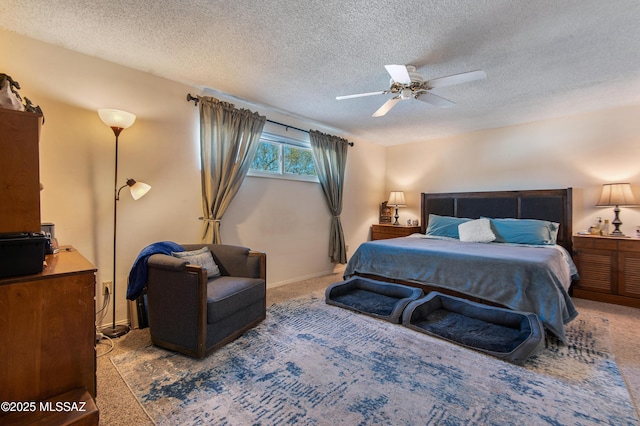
<box><xmin>572</xmin><ymin>234</ymin><xmax>640</xmax><ymax>308</ymax></box>
<box><xmin>0</xmin><ymin>109</ymin><xmax>42</xmax><ymax>234</ymax></box>
<box><xmin>371</xmin><ymin>224</ymin><xmax>422</xmax><ymax>240</ymax></box>
<box><xmin>0</xmin><ymin>247</ymin><xmax>98</xmax><ymax>424</ymax></box>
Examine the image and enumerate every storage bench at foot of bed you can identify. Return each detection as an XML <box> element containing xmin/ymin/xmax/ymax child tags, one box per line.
<box><xmin>325</xmin><ymin>276</ymin><xmax>423</xmax><ymax>323</ymax></box>
<box><xmin>402</xmin><ymin>292</ymin><xmax>545</xmax><ymax>365</ymax></box>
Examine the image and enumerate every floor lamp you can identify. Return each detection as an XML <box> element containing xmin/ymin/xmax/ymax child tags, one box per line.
<box><xmin>99</xmin><ymin>109</ymin><xmax>151</xmax><ymax>338</ymax></box>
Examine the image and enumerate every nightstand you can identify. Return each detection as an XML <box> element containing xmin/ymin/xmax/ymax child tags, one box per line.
<box><xmin>572</xmin><ymin>234</ymin><xmax>640</xmax><ymax>308</ymax></box>
<box><xmin>371</xmin><ymin>224</ymin><xmax>422</xmax><ymax>240</ymax></box>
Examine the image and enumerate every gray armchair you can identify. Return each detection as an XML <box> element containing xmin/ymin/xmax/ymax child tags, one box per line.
<box><xmin>146</xmin><ymin>244</ymin><xmax>266</xmax><ymax>358</ymax></box>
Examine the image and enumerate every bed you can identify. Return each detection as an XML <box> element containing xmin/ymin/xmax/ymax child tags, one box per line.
<box><xmin>344</xmin><ymin>188</ymin><xmax>578</xmax><ymax>343</ymax></box>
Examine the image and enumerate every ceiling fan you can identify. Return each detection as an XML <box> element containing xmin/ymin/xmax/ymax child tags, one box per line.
<box><xmin>336</xmin><ymin>65</ymin><xmax>487</xmax><ymax>117</ymax></box>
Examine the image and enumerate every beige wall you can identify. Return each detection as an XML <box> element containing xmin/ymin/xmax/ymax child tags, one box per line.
<box><xmin>2</xmin><ymin>30</ymin><xmax>384</xmax><ymax>328</ymax></box>
<box><xmin>385</xmin><ymin>106</ymin><xmax>640</xmax><ymax>234</ymax></box>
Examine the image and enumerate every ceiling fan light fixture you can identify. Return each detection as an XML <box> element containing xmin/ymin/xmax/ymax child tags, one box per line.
<box><xmin>336</xmin><ymin>64</ymin><xmax>486</xmax><ymax>117</ymax></box>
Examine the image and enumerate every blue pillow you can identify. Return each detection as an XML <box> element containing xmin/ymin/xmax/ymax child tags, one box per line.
<box><xmin>487</xmin><ymin>218</ymin><xmax>559</xmax><ymax>245</ymax></box>
<box><xmin>426</xmin><ymin>214</ymin><xmax>471</xmax><ymax>239</ymax></box>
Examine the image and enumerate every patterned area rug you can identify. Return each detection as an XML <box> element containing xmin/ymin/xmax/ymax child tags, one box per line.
<box><xmin>112</xmin><ymin>295</ymin><xmax>639</xmax><ymax>425</ymax></box>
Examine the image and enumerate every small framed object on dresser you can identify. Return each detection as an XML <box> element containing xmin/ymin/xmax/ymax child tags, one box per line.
<box><xmin>371</xmin><ymin>224</ymin><xmax>421</xmax><ymax>240</ymax></box>
<box><xmin>379</xmin><ymin>201</ymin><xmax>393</xmax><ymax>224</ymax></box>
<box><xmin>572</xmin><ymin>234</ymin><xmax>640</xmax><ymax>308</ymax></box>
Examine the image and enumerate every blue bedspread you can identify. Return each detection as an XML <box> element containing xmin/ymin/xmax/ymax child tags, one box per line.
<box><xmin>344</xmin><ymin>236</ymin><xmax>578</xmax><ymax>343</ymax></box>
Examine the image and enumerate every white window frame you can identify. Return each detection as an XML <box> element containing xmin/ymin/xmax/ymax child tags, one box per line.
<box><xmin>248</xmin><ymin>132</ymin><xmax>319</xmax><ymax>183</ymax></box>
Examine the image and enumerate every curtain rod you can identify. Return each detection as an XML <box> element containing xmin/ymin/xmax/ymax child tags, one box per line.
<box><xmin>187</xmin><ymin>93</ymin><xmax>354</xmax><ymax>146</ymax></box>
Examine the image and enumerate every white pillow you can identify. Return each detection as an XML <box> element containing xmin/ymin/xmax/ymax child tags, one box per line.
<box><xmin>458</xmin><ymin>218</ymin><xmax>496</xmax><ymax>243</ymax></box>
<box><xmin>172</xmin><ymin>247</ymin><xmax>221</xmax><ymax>278</ymax></box>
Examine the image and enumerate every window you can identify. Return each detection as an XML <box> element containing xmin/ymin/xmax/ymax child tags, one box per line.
<box><xmin>249</xmin><ymin>132</ymin><xmax>318</xmax><ymax>182</ymax></box>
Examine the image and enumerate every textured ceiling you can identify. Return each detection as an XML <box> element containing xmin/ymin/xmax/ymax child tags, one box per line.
<box><xmin>1</xmin><ymin>0</ymin><xmax>640</xmax><ymax>145</ymax></box>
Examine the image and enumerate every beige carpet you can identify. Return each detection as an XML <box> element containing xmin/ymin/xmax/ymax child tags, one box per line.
<box><xmin>96</xmin><ymin>273</ymin><xmax>640</xmax><ymax>425</ymax></box>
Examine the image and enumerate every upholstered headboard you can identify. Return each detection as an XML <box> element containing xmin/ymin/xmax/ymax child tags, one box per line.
<box><xmin>421</xmin><ymin>188</ymin><xmax>573</xmax><ymax>253</ymax></box>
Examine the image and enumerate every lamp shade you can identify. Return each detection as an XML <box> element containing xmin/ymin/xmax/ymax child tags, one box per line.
<box><xmin>596</xmin><ymin>183</ymin><xmax>638</xmax><ymax>206</ymax></box>
<box><xmin>388</xmin><ymin>191</ymin><xmax>406</xmax><ymax>207</ymax></box>
<box><xmin>125</xmin><ymin>179</ymin><xmax>151</xmax><ymax>200</ymax></box>
<box><xmin>98</xmin><ymin>109</ymin><xmax>136</xmax><ymax>129</ymax></box>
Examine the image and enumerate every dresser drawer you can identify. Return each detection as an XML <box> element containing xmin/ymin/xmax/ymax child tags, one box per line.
<box><xmin>371</xmin><ymin>224</ymin><xmax>421</xmax><ymax>240</ymax></box>
<box><xmin>618</xmin><ymin>240</ymin><xmax>640</xmax><ymax>253</ymax></box>
<box><xmin>573</xmin><ymin>236</ymin><xmax>617</xmax><ymax>250</ymax></box>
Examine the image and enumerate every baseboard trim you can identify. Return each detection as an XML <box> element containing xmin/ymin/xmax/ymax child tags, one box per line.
<box><xmin>268</xmin><ymin>265</ymin><xmax>346</xmax><ymax>289</ymax></box>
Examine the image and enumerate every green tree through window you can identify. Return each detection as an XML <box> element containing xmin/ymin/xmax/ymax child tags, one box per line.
<box><xmin>249</xmin><ymin>132</ymin><xmax>317</xmax><ymax>181</ymax></box>
<box><xmin>251</xmin><ymin>141</ymin><xmax>280</xmax><ymax>173</ymax></box>
<box><xmin>284</xmin><ymin>146</ymin><xmax>316</xmax><ymax>177</ymax></box>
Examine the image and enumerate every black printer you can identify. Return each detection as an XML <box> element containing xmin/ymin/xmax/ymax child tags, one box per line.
<box><xmin>0</xmin><ymin>232</ymin><xmax>47</xmax><ymax>278</ymax></box>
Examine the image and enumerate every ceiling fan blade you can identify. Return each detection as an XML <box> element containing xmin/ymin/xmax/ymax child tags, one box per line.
<box><xmin>372</xmin><ymin>97</ymin><xmax>401</xmax><ymax>117</ymax></box>
<box><xmin>425</xmin><ymin>70</ymin><xmax>487</xmax><ymax>89</ymax></box>
<box><xmin>336</xmin><ymin>90</ymin><xmax>386</xmax><ymax>100</ymax></box>
<box><xmin>384</xmin><ymin>65</ymin><xmax>411</xmax><ymax>85</ymax></box>
<box><xmin>416</xmin><ymin>92</ymin><xmax>456</xmax><ymax>107</ymax></box>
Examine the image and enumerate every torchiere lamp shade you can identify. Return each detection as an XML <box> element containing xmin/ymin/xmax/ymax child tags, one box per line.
<box><xmin>98</xmin><ymin>109</ymin><xmax>136</xmax><ymax>131</ymax></box>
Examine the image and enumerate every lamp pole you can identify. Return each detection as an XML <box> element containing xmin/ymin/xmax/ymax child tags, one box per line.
<box><xmin>98</xmin><ymin>108</ymin><xmax>137</xmax><ymax>338</ymax></box>
<box><xmin>98</xmin><ymin>109</ymin><xmax>149</xmax><ymax>337</ymax></box>
<box><xmin>105</xmin><ymin>127</ymin><xmax>130</xmax><ymax>338</ymax></box>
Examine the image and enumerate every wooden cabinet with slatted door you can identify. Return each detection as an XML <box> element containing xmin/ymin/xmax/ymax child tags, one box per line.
<box><xmin>572</xmin><ymin>234</ymin><xmax>640</xmax><ymax>308</ymax></box>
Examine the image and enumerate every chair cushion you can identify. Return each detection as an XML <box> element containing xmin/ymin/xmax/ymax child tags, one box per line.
<box><xmin>172</xmin><ymin>246</ymin><xmax>221</xmax><ymax>278</ymax></box>
<box><xmin>206</xmin><ymin>276</ymin><xmax>265</xmax><ymax>323</ymax></box>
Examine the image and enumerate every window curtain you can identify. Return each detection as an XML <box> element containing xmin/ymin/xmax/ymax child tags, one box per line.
<box><xmin>309</xmin><ymin>130</ymin><xmax>349</xmax><ymax>264</ymax></box>
<box><xmin>199</xmin><ymin>96</ymin><xmax>266</xmax><ymax>243</ymax></box>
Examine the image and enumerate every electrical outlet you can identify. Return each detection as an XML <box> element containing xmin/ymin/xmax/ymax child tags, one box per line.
<box><xmin>346</xmin><ymin>245</ymin><xmax>349</xmax><ymax>252</ymax></box>
<box><xmin>103</xmin><ymin>281</ymin><xmax>112</xmax><ymax>295</ymax></box>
